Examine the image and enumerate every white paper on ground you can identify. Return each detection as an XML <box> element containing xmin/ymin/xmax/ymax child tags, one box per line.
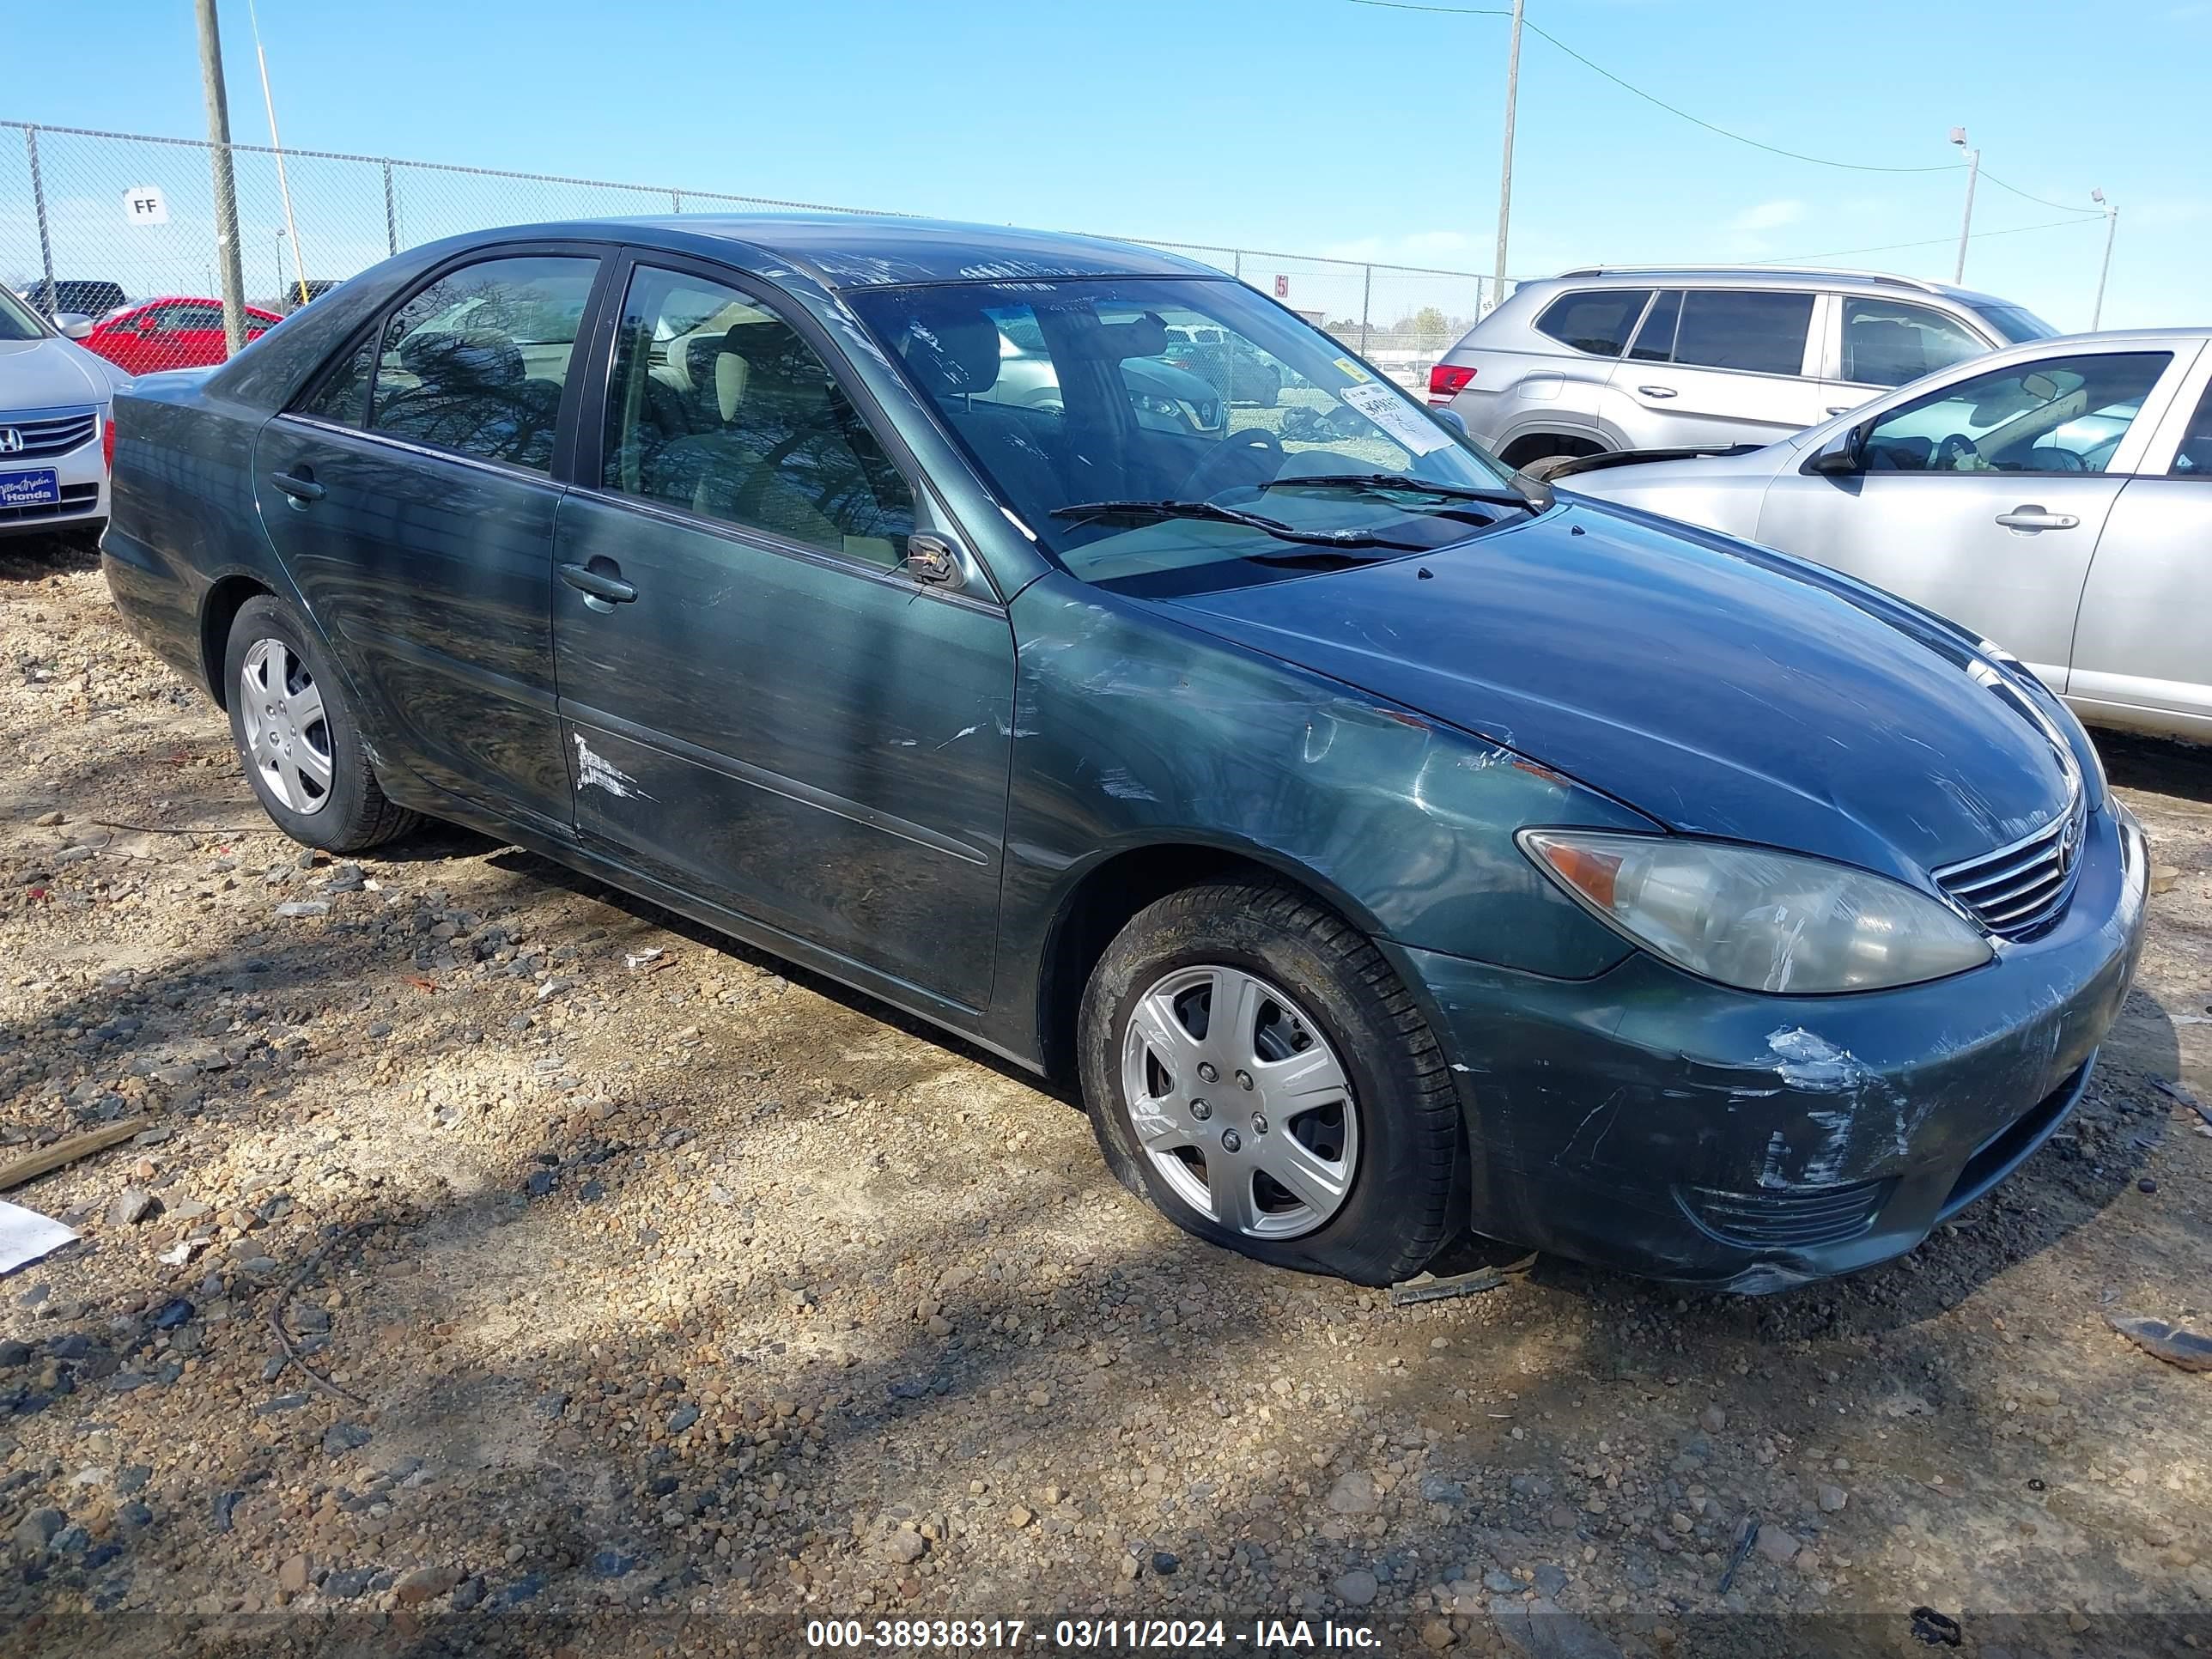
<box><xmin>0</xmin><ymin>1200</ymin><xmax>79</xmax><ymax>1275</ymax></box>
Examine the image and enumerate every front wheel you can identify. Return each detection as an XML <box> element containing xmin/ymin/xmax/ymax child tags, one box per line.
<box><xmin>1078</xmin><ymin>878</ymin><xmax>1463</xmax><ymax>1284</ymax></box>
<box><xmin>222</xmin><ymin>593</ymin><xmax>420</xmax><ymax>853</ymax></box>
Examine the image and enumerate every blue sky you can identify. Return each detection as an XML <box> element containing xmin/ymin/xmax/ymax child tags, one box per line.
<box><xmin>12</xmin><ymin>0</ymin><xmax>2208</xmax><ymax>329</ymax></box>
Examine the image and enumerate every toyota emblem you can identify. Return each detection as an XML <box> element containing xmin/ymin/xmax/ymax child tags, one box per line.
<box><xmin>0</xmin><ymin>428</ymin><xmax>23</xmax><ymax>456</ymax></box>
<box><xmin>2058</xmin><ymin>810</ymin><xmax>2082</xmax><ymax>875</ymax></box>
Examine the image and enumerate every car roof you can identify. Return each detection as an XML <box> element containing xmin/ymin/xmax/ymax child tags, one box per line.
<box><xmin>1534</xmin><ymin>266</ymin><xmax>2018</xmax><ymax>306</ymax></box>
<box><xmin>455</xmin><ymin>213</ymin><xmax>1224</xmax><ymax>290</ymax></box>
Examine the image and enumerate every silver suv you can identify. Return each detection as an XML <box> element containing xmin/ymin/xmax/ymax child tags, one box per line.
<box><xmin>1427</xmin><ymin>266</ymin><xmax>2055</xmax><ymax>470</ymax></box>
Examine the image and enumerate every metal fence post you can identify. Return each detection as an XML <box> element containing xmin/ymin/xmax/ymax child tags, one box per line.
<box><xmin>382</xmin><ymin>161</ymin><xmax>398</xmax><ymax>256</ymax></box>
<box><xmin>1359</xmin><ymin>264</ymin><xmax>1372</xmax><ymax>355</ymax></box>
<box><xmin>671</xmin><ymin>191</ymin><xmax>683</xmax><ymax>213</ymax></box>
<box><xmin>24</xmin><ymin>127</ymin><xmax>56</xmax><ymax>318</ymax></box>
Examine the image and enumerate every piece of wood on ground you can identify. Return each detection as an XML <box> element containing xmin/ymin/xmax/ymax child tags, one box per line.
<box><xmin>1389</xmin><ymin>1251</ymin><xmax>1536</xmax><ymax>1307</ymax></box>
<box><xmin>2148</xmin><ymin>1074</ymin><xmax>2212</xmax><ymax>1127</ymax></box>
<box><xmin>2107</xmin><ymin>1311</ymin><xmax>2212</xmax><ymax>1372</ymax></box>
<box><xmin>0</xmin><ymin>1116</ymin><xmax>152</xmax><ymax>1194</ymax></box>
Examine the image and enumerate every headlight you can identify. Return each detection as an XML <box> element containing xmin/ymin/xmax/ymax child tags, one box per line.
<box><xmin>1518</xmin><ymin>830</ymin><xmax>1993</xmax><ymax>994</ymax></box>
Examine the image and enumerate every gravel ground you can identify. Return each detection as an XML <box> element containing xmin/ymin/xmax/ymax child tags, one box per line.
<box><xmin>1</xmin><ymin>533</ymin><xmax>2209</xmax><ymax>1658</ymax></box>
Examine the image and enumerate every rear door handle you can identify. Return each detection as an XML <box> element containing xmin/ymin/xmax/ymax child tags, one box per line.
<box><xmin>1994</xmin><ymin>507</ymin><xmax>2080</xmax><ymax>532</ymax></box>
<box><xmin>1824</xmin><ymin>404</ymin><xmax>1856</xmax><ymax>416</ymax></box>
<box><xmin>270</xmin><ymin>471</ymin><xmax>324</xmax><ymax>502</ymax></box>
<box><xmin>1635</xmin><ymin>385</ymin><xmax>1678</xmax><ymax>398</ymax></box>
<box><xmin>559</xmin><ymin>561</ymin><xmax>638</xmax><ymax>607</ymax></box>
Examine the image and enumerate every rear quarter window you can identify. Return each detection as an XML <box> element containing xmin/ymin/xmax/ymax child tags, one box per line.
<box><xmin>1533</xmin><ymin>289</ymin><xmax>1652</xmax><ymax>357</ymax></box>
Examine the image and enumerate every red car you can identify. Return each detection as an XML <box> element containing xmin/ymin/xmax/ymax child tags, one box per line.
<box><xmin>80</xmin><ymin>297</ymin><xmax>283</xmax><ymax>375</ymax></box>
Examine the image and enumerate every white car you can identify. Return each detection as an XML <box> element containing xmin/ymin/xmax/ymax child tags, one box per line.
<box><xmin>1</xmin><ymin>284</ymin><xmax>127</xmax><ymax>545</ymax></box>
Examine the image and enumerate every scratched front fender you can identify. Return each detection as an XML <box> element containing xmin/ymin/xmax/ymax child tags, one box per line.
<box><xmin>991</xmin><ymin>571</ymin><xmax>1650</xmax><ymax>1002</ymax></box>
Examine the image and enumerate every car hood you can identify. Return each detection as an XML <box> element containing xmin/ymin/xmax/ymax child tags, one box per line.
<box><xmin>1159</xmin><ymin>501</ymin><xmax>2075</xmax><ymax>882</ymax></box>
<box><xmin>0</xmin><ymin>336</ymin><xmax>120</xmax><ymax>411</ymax></box>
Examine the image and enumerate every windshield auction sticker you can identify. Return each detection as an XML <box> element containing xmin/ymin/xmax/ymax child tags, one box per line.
<box><xmin>1339</xmin><ymin>381</ymin><xmax>1452</xmax><ymax>455</ymax></box>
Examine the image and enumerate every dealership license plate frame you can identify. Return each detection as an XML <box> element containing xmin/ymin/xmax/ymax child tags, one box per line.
<box><xmin>0</xmin><ymin>469</ymin><xmax>63</xmax><ymax>511</ymax></box>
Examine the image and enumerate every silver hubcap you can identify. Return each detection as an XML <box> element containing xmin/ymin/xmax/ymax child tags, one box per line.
<box><xmin>1119</xmin><ymin>964</ymin><xmax>1359</xmax><ymax>1240</ymax></box>
<box><xmin>239</xmin><ymin>638</ymin><xmax>332</xmax><ymax>816</ymax></box>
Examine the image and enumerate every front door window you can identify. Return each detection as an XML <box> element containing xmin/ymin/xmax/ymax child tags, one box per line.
<box><xmin>1861</xmin><ymin>351</ymin><xmax>2172</xmax><ymax>474</ymax></box>
<box><xmin>601</xmin><ymin>266</ymin><xmax>915</xmax><ymax>568</ymax></box>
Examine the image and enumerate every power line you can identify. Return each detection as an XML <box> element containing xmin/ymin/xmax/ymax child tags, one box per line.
<box><xmin>1977</xmin><ymin>168</ymin><xmax>2101</xmax><ymax>217</ymax></box>
<box><xmin>1341</xmin><ymin>0</ymin><xmax>2082</xmax><ymax>189</ymax></box>
<box><xmin>1758</xmin><ymin>216</ymin><xmax>2099</xmax><ymax>266</ymax></box>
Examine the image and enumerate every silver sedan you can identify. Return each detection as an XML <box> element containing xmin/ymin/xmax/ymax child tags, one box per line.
<box><xmin>1554</xmin><ymin>329</ymin><xmax>2212</xmax><ymax>743</ymax></box>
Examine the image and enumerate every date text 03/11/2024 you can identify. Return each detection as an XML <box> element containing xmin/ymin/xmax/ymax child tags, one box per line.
<box><xmin>804</xmin><ymin>1618</ymin><xmax>1382</xmax><ymax>1650</ymax></box>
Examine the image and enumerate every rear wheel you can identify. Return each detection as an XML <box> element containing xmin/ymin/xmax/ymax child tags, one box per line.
<box><xmin>222</xmin><ymin>593</ymin><xmax>419</xmax><ymax>852</ymax></box>
<box><xmin>1078</xmin><ymin>878</ymin><xmax>1462</xmax><ymax>1285</ymax></box>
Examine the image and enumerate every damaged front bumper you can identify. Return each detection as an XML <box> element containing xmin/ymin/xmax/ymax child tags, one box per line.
<box><xmin>1396</xmin><ymin>803</ymin><xmax>2149</xmax><ymax>1291</ymax></box>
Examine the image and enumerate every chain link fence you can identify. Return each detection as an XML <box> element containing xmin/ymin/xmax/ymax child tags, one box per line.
<box><xmin>3</xmin><ymin>120</ymin><xmax>1507</xmax><ymax>385</ymax></box>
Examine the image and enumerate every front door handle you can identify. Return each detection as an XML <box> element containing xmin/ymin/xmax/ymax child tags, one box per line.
<box><xmin>1824</xmin><ymin>404</ymin><xmax>1856</xmax><ymax>416</ymax></box>
<box><xmin>270</xmin><ymin>470</ymin><xmax>324</xmax><ymax>503</ymax></box>
<box><xmin>559</xmin><ymin>561</ymin><xmax>638</xmax><ymax>608</ymax></box>
<box><xmin>1994</xmin><ymin>507</ymin><xmax>2081</xmax><ymax>532</ymax></box>
<box><xmin>1635</xmin><ymin>385</ymin><xmax>1678</xmax><ymax>398</ymax></box>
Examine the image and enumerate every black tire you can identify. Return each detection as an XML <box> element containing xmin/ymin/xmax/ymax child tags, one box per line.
<box><xmin>222</xmin><ymin>593</ymin><xmax>420</xmax><ymax>853</ymax></box>
<box><xmin>1078</xmin><ymin>878</ymin><xmax>1462</xmax><ymax>1285</ymax></box>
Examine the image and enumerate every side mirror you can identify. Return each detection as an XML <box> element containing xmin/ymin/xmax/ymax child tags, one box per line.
<box><xmin>1807</xmin><ymin>425</ymin><xmax>1864</xmax><ymax>476</ymax></box>
<box><xmin>903</xmin><ymin>532</ymin><xmax>965</xmax><ymax>591</ymax></box>
<box><xmin>53</xmin><ymin>313</ymin><xmax>94</xmax><ymax>340</ymax></box>
<box><xmin>1432</xmin><ymin>407</ymin><xmax>1471</xmax><ymax>441</ymax></box>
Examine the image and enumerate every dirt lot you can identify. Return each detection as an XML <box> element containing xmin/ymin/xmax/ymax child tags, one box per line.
<box><xmin>1</xmin><ymin>533</ymin><xmax>2209</xmax><ymax>1658</ymax></box>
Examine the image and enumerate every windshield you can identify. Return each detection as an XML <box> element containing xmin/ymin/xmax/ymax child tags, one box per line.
<box><xmin>847</xmin><ymin>276</ymin><xmax>1526</xmax><ymax>595</ymax></box>
<box><xmin>1969</xmin><ymin>301</ymin><xmax>2058</xmax><ymax>344</ymax></box>
<box><xmin>0</xmin><ymin>287</ymin><xmax>47</xmax><ymax>343</ymax></box>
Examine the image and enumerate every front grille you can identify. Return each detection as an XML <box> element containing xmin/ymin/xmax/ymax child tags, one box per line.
<box><xmin>0</xmin><ymin>410</ymin><xmax>99</xmax><ymax>460</ymax></box>
<box><xmin>1678</xmin><ymin>1177</ymin><xmax>1894</xmax><ymax>1250</ymax></box>
<box><xmin>0</xmin><ymin>482</ymin><xmax>99</xmax><ymax>525</ymax></box>
<box><xmin>1933</xmin><ymin>792</ymin><xmax>2088</xmax><ymax>940</ymax></box>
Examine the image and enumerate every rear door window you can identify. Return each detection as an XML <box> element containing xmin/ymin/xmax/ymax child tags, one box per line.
<box><xmin>1533</xmin><ymin>289</ymin><xmax>1652</xmax><ymax>357</ymax></box>
<box><xmin>1668</xmin><ymin>290</ymin><xmax>1815</xmax><ymax>376</ymax></box>
<box><xmin>2172</xmin><ymin>380</ymin><xmax>2212</xmax><ymax>477</ymax></box>
<box><xmin>366</xmin><ymin>255</ymin><xmax>599</xmax><ymax>473</ymax></box>
<box><xmin>1627</xmin><ymin>290</ymin><xmax>1681</xmax><ymax>362</ymax></box>
<box><xmin>1839</xmin><ymin>297</ymin><xmax>1988</xmax><ymax>388</ymax></box>
<box><xmin>161</xmin><ymin>302</ymin><xmax>228</xmax><ymax>333</ymax></box>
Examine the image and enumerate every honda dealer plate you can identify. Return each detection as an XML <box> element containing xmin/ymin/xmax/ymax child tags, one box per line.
<box><xmin>0</xmin><ymin>470</ymin><xmax>62</xmax><ymax>510</ymax></box>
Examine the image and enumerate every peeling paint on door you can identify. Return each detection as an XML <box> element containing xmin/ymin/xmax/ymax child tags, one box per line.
<box><xmin>574</xmin><ymin>733</ymin><xmax>652</xmax><ymax>800</ymax></box>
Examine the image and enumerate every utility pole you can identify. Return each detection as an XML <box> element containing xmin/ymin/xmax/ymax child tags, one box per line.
<box><xmin>1949</xmin><ymin>126</ymin><xmax>1979</xmax><ymax>285</ymax></box>
<box><xmin>1492</xmin><ymin>0</ymin><xmax>1524</xmax><ymax>313</ymax></box>
<box><xmin>195</xmin><ymin>0</ymin><xmax>251</xmax><ymax>353</ymax></box>
<box><xmin>2089</xmin><ymin>188</ymin><xmax>2118</xmax><ymax>330</ymax></box>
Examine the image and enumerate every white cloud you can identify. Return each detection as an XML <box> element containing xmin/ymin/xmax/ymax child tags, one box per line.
<box><xmin>1727</xmin><ymin>199</ymin><xmax>1807</xmax><ymax>234</ymax></box>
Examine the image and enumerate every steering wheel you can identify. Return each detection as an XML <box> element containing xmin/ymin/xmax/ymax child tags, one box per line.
<box><xmin>1184</xmin><ymin>426</ymin><xmax>1284</xmax><ymax>500</ymax></box>
<box><xmin>1932</xmin><ymin>432</ymin><xmax>1983</xmax><ymax>472</ymax></box>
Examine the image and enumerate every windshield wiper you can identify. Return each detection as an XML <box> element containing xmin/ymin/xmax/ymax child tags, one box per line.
<box><xmin>1048</xmin><ymin>499</ymin><xmax>1430</xmax><ymax>552</ymax></box>
<box><xmin>1257</xmin><ymin>472</ymin><xmax>1540</xmax><ymax>511</ymax></box>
